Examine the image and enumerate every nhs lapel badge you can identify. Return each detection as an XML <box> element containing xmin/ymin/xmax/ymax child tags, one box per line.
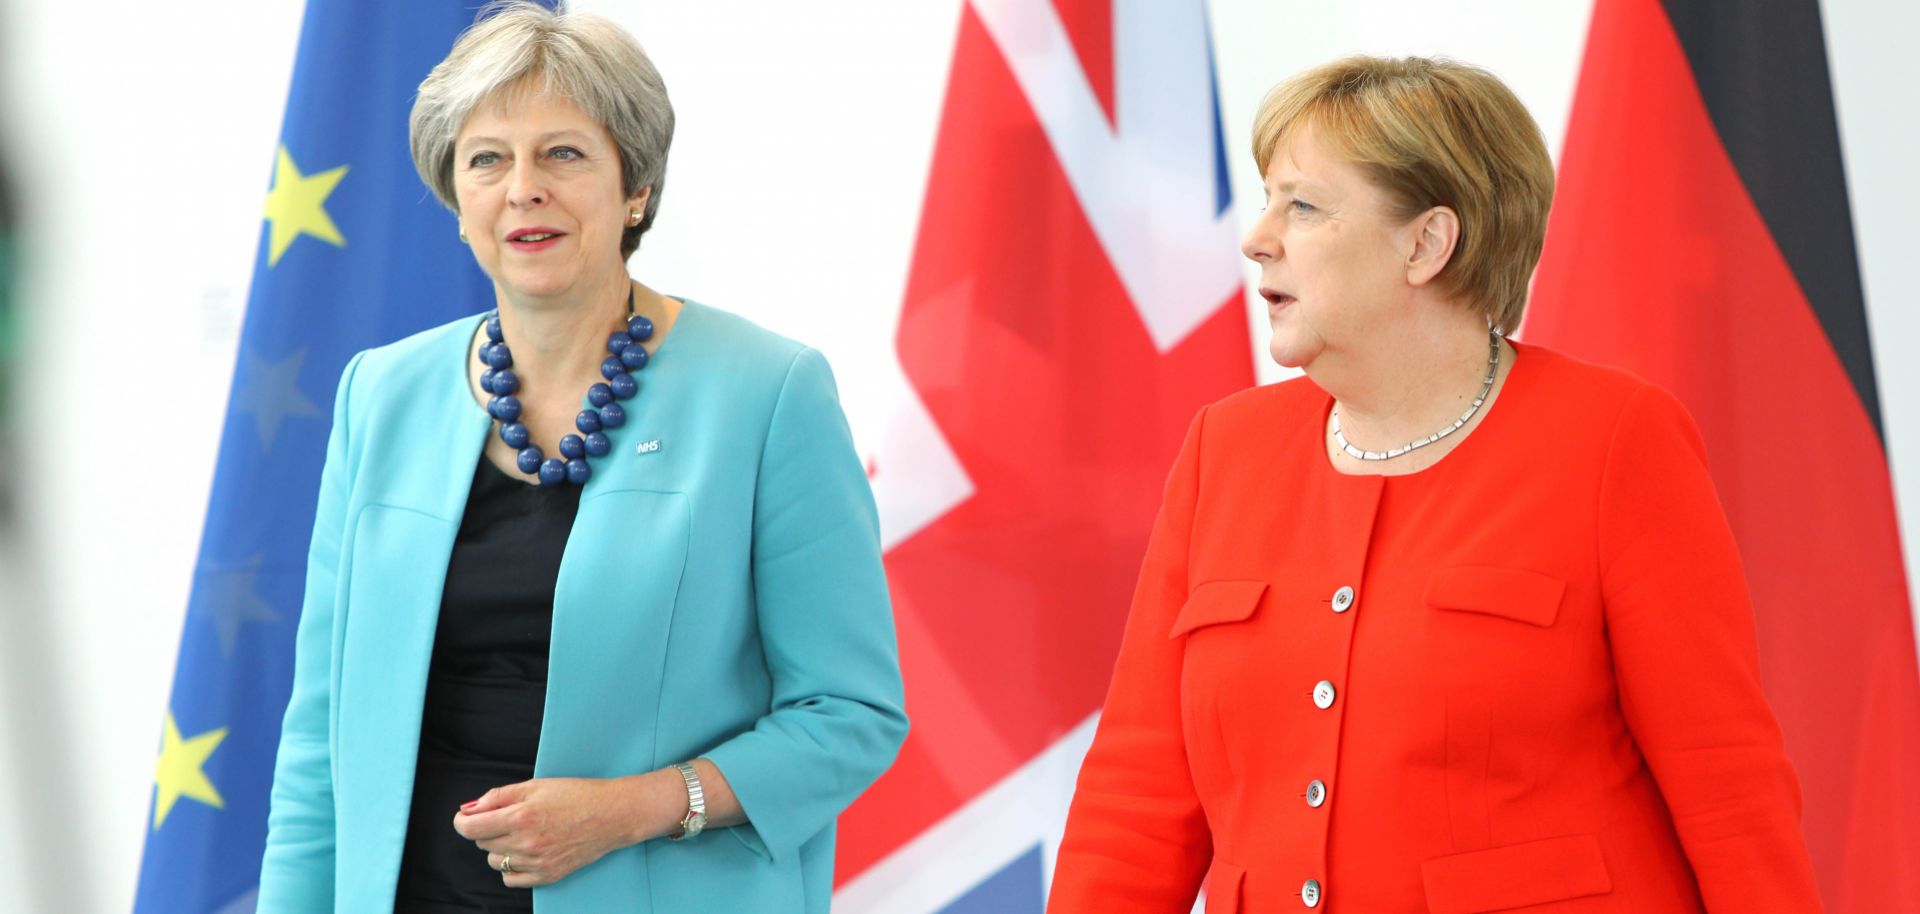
<box><xmin>636</xmin><ymin>438</ymin><xmax>662</xmax><ymax>455</ymax></box>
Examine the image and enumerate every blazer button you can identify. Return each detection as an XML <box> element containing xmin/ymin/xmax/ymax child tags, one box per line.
<box><xmin>1301</xmin><ymin>878</ymin><xmax>1323</xmax><ymax>908</ymax></box>
<box><xmin>1312</xmin><ymin>680</ymin><xmax>1337</xmax><ymax>709</ymax></box>
<box><xmin>1331</xmin><ymin>585</ymin><xmax>1355</xmax><ymax>613</ymax></box>
<box><xmin>1305</xmin><ymin>778</ymin><xmax>1327</xmax><ymax>808</ymax></box>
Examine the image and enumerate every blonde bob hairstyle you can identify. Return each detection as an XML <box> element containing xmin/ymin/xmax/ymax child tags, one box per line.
<box><xmin>1251</xmin><ymin>56</ymin><xmax>1553</xmax><ymax>334</ymax></box>
<box><xmin>410</xmin><ymin>1</ymin><xmax>674</xmax><ymax>259</ymax></box>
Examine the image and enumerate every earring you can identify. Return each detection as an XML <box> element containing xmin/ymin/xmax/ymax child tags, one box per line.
<box><xmin>459</xmin><ymin>225</ymin><xmax>469</xmax><ymax>243</ymax></box>
<box><xmin>627</xmin><ymin>210</ymin><xmax>642</xmax><ymax>228</ymax></box>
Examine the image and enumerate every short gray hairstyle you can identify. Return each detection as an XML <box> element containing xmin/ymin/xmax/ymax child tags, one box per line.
<box><xmin>409</xmin><ymin>1</ymin><xmax>675</xmax><ymax>258</ymax></box>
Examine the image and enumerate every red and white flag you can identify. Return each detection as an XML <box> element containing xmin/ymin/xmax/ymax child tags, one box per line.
<box><xmin>834</xmin><ymin>0</ymin><xmax>1251</xmax><ymax>908</ymax></box>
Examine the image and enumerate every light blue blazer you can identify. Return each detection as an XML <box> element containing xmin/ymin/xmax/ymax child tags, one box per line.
<box><xmin>258</xmin><ymin>301</ymin><xmax>908</xmax><ymax>913</ymax></box>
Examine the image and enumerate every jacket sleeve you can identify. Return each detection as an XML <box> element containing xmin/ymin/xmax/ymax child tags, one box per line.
<box><xmin>702</xmin><ymin>346</ymin><xmax>909</xmax><ymax>863</ymax></box>
<box><xmin>257</xmin><ymin>350</ymin><xmax>365</xmax><ymax>912</ymax></box>
<box><xmin>1048</xmin><ymin>406</ymin><xmax>1212</xmax><ymax>912</ymax></box>
<box><xmin>1598</xmin><ymin>384</ymin><xmax>1823</xmax><ymax>912</ymax></box>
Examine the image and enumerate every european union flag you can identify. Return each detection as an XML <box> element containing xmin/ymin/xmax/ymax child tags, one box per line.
<box><xmin>133</xmin><ymin>4</ymin><xmax>516</xmax><ymax>911</ymax></box>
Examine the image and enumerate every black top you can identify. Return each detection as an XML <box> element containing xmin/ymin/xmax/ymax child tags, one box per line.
<box><xmin>393</xmin><ymin>455</ymin><xmax>581</xmax><ymax>914</ymax></box>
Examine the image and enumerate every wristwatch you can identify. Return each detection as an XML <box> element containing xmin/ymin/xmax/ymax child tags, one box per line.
<box><xmin>669</xmin><ymin>761</ymin><xmax>707</xmax><ymax>841</ymax></box>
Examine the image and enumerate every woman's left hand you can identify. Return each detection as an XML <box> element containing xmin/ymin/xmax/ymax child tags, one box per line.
<box><xmin>452</xmin><ymin>777</ymin><xmax>637</xmax><ymax>888</ymax></box>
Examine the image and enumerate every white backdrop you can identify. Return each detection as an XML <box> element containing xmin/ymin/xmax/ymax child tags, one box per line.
<box><xmin>0</xmin><ymin>1</ymin><xmax>1914</xmax><ymax>911</ymax></box>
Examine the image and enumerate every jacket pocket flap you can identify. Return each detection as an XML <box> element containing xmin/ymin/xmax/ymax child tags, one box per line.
<box><xmin>1425</xmin><ymin>565</ymin><xmax>1566</xmax><ymax>627</ymax></box>
<box><xmin>1204</xmin><ymin>857</ymin><xmax>1245</xmax><ymax>914</ymax></box>
<box><xmin>1420</xmin><ymin>834</ymin><xmax>1611</xmax><ymax>914</ymax></box>
<box><xmin>1169</xmin><ymin>580</ymin><xmax>1268</xmax><ymax>639</ymax></box>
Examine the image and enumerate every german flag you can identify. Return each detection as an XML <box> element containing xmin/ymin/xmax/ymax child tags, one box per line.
<box><xmin>1524</xmin><ymin>0</ymin><xmax>1920</xmax><ymax>909</ymax></box>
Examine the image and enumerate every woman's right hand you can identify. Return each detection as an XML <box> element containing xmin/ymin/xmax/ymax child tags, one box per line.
<box><xmin>453</xmin><ymin>776</ymin><xmax>638</xmax><ymax>888</ymax></box>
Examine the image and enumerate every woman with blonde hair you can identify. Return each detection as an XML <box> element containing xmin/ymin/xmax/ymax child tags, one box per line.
<box><xmin>1049</xmin><ymin>56</ymin><xmax>1820</xmax><ymax>913</ymax></box>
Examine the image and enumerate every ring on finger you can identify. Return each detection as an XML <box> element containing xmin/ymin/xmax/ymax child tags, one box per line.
<box><xmin>501</xmin><ymin>855</ymin><xmax>514</xmax><ymax>875</ymax></box>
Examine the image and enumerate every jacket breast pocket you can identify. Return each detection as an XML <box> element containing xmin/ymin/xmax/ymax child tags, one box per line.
<box><xmin>1168</xmin><ymin>580</ymin><xmax>1268</xmax><ymax>639</ymax></box>
<box><xmin>1169</xmin><ymin>581</ymin><xmax>1268</xmax><ymax>788</ymax></box>
<box><xmin>1425</xmin><ymin>565</ymin><xmax>1566</xmax><ymax>627</ymax></box>
<box><xmin>1423</xmin><ymin>565</ymin><xmax>1575</xmax><ymax>773</ymax></box>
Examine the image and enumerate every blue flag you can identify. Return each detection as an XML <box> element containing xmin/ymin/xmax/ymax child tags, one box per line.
<box><xmin>133</xmin><ymin>4</ymin><xmax>510</xmax><ymax>911</ymax></box>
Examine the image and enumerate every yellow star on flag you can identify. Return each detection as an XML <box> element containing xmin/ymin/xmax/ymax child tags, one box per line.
<box><xmin>262</xmin><ymin>145</ymin><xmax>348</xmax><ymax>266</ymax></box>
<box><xmin>152</xmin><ymin>711</ymin><xmax>228</xmax><ymax>830</ymax></box>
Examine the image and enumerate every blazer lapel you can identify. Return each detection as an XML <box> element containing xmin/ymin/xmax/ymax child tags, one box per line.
<box><xmin>532</xmin><ymin>335</ymin><xmax>695</xmax><ymax>912</ymax></box>
<box><xmin>333</xmin><ymin>318</ymin><xmax>491</xmax><ymax>905</ymax></box>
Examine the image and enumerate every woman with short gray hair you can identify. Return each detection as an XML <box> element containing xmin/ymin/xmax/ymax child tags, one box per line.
<box><xmin>257</xmin><ymin>4</ymin><xmax>908</xmax><ymax>912</ymax></box>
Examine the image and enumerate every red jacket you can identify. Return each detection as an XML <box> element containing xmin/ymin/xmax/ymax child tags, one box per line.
<box><xmin>1049</xmin><ymin>343</ymin><xmax>1821</xmax><ymax>913</ymax></box>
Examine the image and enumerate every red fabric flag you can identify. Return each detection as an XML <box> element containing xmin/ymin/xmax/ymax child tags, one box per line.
<box><xmin>836</xmin><ymin>0</ymin><xmax>1252</xmax><ymax>892</ymax></box>
<box><xmin>1525</xmin><ymin>0</ymin><xmax>1920</xmax><ymax>909</ymax></box>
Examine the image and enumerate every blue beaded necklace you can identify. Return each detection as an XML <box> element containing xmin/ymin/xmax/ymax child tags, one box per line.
<box><xmin>477</xmin><ymin>288</ymin><xmax>654</xmax><ymax>487</ymax></box>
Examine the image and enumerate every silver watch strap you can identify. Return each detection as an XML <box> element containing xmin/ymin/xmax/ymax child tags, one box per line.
<box><xmin>675</xmin><ymin>762</ymin><xmax>706</xmax><ymax>815</ymax></box>
<box><xmin>670</xmin><ymin>761</ymin><xmax>706</xmax><ymax>840</ymax></box>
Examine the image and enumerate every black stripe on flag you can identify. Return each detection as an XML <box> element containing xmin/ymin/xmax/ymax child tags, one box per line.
<box><xmin>1661</xmin><ymin>0</ymin><xmax>1882</xmax><ymax>438</ymax></box>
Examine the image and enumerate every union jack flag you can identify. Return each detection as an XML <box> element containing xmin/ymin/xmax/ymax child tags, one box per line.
<box><xmin>834</xmin><ymin>0</ymin><xmax>1251</xmax><ymax>908</ymax></box>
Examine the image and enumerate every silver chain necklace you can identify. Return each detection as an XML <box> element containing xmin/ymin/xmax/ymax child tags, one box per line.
<box><xmin>1331</xmin><ymin>330</ymin><xmax>1502</xmax><ymax>461</ymax></box>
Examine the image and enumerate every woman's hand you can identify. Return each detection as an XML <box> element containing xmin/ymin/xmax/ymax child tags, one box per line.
<box><xmin>452</xmin><ymin>777</ymin><xmax>644</xmax><ymax>889</ymax></box>
<box><xmin>451</xmin><ymin>762</ymin><xmax>744</xmax><ymax>889</ymax></box>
